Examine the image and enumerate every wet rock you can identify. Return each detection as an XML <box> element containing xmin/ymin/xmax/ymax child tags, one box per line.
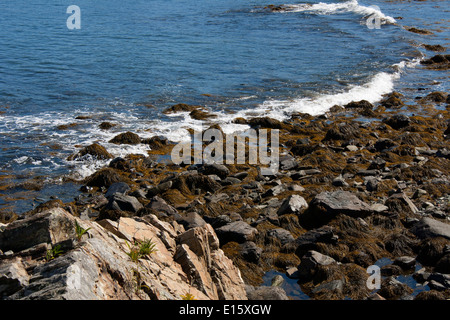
<box><xmin>383</xmin><ymin>114</ymin><xmax>411</xmax><ymax>130</ymax></box>
<box><xmin>84</xmin><ymin>168</ymin><xmax>123</xmax><ymax>188</ymax></box>
<box><xmin>374</xmin><ymin>138</ymin><xmax>397</xmax><ymax>152</ymax></box>
<box><xmin>380</xmin><ymin>92</ymin><xmax>404</xmax><ymax>109</ymax></box>
<box><xmin>421</xmin><ymin>91</ymin><xmax>448</xmax><ymax>103</ymax></box>
<box><xmin>246</xmin><ymin>117</ymin><xmax>284</xmax><ymax>129</ymax></box>
<box><xmin>141</xmin><ymin>136</ymin><xmax>170</xmax><ymax>150</ymax></box>
<box><xmin>421</xmin><ymin>44</ymin><xmax>446</xmax><ymax>52</ymax></box>
<box><xmin>416</xmin><ymin>237</ymin><xmax>450</xmax><ymax>265</ymax></box>
<box><xmin>406</xmin><ymin>27</ymin><xmax>433</xmax><ymax>35</ymax></box>
<box><xmin>98</xmin><ymin>121</ymin><xmax>116</xmax><ymax>130</ymax></box>
<box><xmin>393</xmin><ymin>256</ymin><xmax>416</xmax><ymax>269</ymax></box>
<box><xmin>323</xmin><ymin>122</ymin><xmax>360</xmax><ymax>141</ymax></box>
<box><xmin>270</xmin><ymin>275</ymin><xmax>284</xmax><ymax>287</ymax></box>
<box><xmin>162</xmin><ymin>103</ymin><xmax>200</xmax><ymax>114</ymax></box>
<box><xmin>297</xmin><ymin>250</ymin><xmax>336</xmax><ymax>281</ymax></box>
<box><xmin>420</xmin><ymin>54</ymin><xmax>450</xmax><ymax>69</ymax></box>
<box><xmin>277</xmin><ymin>195</ymin><xmax>308</xmax><ymax>216</ymax></box>
<box><xmin>189</xmin><ymin>109</ymin><xmax>216</xmax><ymax>120</ymax></box>
<box><xmin>294</xmin><ymin>226</ymin><xmax>336</xmax><ymax>258</ymax></box>
<box><xmin>109</xmin><ymin>157</ymin><xmax>132</xmax><ymax>171</ymax></box>
<box><xmin>68</xmin><ymin>143</ymin><xmax>112</xmax><ymax>161</ymax></box>
<box><xmin>239</xmin><ymin>241</ymin><xmax>262</xmax><ymax>263</ymax></box>
<box><xmin>172</xmin><ymin>173</ymin><xmax>221</xmax><ymax>195</ymax></box>
<box><xmin>109</xmin><ymin>131</ymin><xmax>141</xmax><ymax>145</ymax></box>
<box><xmin>344</xmin><ymin>100</ymin><xmax>374</xmax><ymax>111</ymax></box>
<box><xmin>215</xmin><ymin>221</ymin><xmax>258</xmax><ymax>244</ymax></box>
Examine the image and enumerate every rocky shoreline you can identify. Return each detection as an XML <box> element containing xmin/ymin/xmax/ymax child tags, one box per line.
<box><xmin>1</xmin><ymin>52</ymin><xmax>449</xmax><ymax>300</ymax></box>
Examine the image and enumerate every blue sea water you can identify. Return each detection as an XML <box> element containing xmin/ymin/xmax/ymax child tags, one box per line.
<box><xmin>0</xmin><ymin>0</ymin><xmax>448</xmax><ymax>212</ymax></box>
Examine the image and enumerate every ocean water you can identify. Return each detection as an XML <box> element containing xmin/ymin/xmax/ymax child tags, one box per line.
<box><xmin>0</xmin><ymin>0</ymin><xmax>448</xmax><ymax>213</ymax></box>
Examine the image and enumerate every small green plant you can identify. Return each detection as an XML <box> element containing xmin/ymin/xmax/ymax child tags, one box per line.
<box><xmin>45</xmin><ymin>244</ymin><xmax>63</xmax><ymax>261</ymax></box>
<box><xmin>75</xmin><ymin>220</ymin><xmax>91</xmax><ymax>241</ymax></box>
<box><xmin>131</xmin><ymin>267</ymin><xmax>150</xmax><ymax>296</ymax></box>
<box><xmin>125</xmin><ymin>239</ymin><xmax>157</xmax><ymax>262</ymax></box>
<box><xmin>180</xmin><ymin>292</ymin><xmax>196</xmax><ymax>300</ymax></box>
<box><xmin>138</xmin><ymin>238</ymin><xmax>157</xmax><ymax>257</ymax></box>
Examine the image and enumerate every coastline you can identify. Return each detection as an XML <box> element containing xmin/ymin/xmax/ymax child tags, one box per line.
<box><xmin>1</xmin><ymin>51</ymin><xmax>448</xmax><ymax>299</ymax></box>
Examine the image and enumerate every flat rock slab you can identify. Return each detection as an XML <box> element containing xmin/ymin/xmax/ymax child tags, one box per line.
<box><xmin>410</xmin><ymin>217</ymin><xmax>450</xmax><ymax>240</ymax></box>
<box><xmin>310</xmin><ymin>190</ymin><xmax>372</xmax><ymax>218</ymax></box>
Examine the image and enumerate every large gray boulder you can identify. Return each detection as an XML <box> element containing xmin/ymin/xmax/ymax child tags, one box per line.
<box><xmin>215</xmin><ymin>221</ymin><xmax>258</xmax><ymax>244</ymax></box>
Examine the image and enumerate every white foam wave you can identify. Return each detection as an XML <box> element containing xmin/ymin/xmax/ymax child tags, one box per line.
<box><xmin>278</xmin><ymin>0</ymin><xmax>396</xmax><ymax>24</ymax></box>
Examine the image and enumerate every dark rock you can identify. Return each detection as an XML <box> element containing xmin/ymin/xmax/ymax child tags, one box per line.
<box><xmin>436</xmin><ymin>254</ymin><xmax>450</xmax><ymax>273</ymax></box>
<box><xmin>141</xmin><ymin>136</ymin><xmax>170</xmax><ymax>150</ymax></box>
<box><xmin>220</xmin><ymin>177</ymin><xmax>241</xmax><ymax>186</ymax></box>
<box><xmin>306</xmin><ymin>190</ymin><xmax>373</xmax><ymax>223</ymax></box>
<box><xmin>84</xmin><ymin>168</ymin><xmax>123</xmax><ymax>188</ymax></box>
<box><xmin>422</xmin><ymin>91</ymin><xmax>448</xmax><ymax>103</ymax></box>
<box><xmin>344</xmin><ymin>100</ymin><xmax>374</xmax><ymax>111</ymax></box>
<box><xmin>162</xmin><ymin>103</ymin><xmax>200</xmax><ymax>114</ymax></box>
<box><xmin>323</xmin><ymin>122</ymin><xmax>360</xmax><ymax>141</ymax></box>
<box><xmin>414</xmin><ymin>290</ymin><xmax>446</xmax><ymax>300</ymax></box>
<box><xmin>246</xmin><ymin>117</ymin><xmax>284</xmax><ymax>129</ymax></box>
<box><xmin>98</xmin><ymin>122</ymin><xmax>116</xmax><ymax>130</ymax></box>
<box><xmin>265</xmin><ymin>228</ymin><xmax>295</xmax><ymax>246</ymax></box>
<box><xmin>105</xmin><ymin>182</ymin><xmax>130</xmax><ymax>199</ymax></box>
<box><xmin>215</xmin><ymin>221</ymin><xmax>258</xmax><ymax>244</ymax></box>
<box><xmin>107</xmin><ymin>194</ymin><xmax>143</xmax><ymax>213</ymax></box>
<box><xmin>410</xmin><ymin>217</ymin><xmax>450</xmax><ymax>240</ymax></box>
<box><xmin>146</xmin><ymin>181</ymin><xmax>173</xmax><ymax>198</ymax></box>
<box><xmin>294</xmin><ymin>226</ymin><xmax>336</xmax><ymax>258</ymax></box>
<box><xmin>239</xmin><ymin>241</ymin><xmax>262</xmax><ymax>263</ymax></box>
<box><xmin>68</xmin><ymin>143</ymin><xmax>112</xmax><ymax>161</ymax></box>
<box><xmin>383</xmin><ymin>114</ymin><xmax>411</xmax><ymax>130</ymax></box>
<box><xmin>109</xmin><ymin>157</ymin><xmax>131</xmax><ymax>171</ymax></box>
<box><xmin>297</xmin><ymin>250</ymin><xmax>336</xmax><ymax>281</ymax></box>
<box><xmin>109</xmin><ymin>131</ymin><xmax>141</xmax><ymax>145</ymax></box>
<box><xmin>147</xmin><ymin>196</ymin><xmax>179</xmax><ymax>217</ymax></box>
<box><xmin>378</xmin><ymin>277</ymin><xmax>413</xmax><ymax>299</ymax></box>
<box><xmin>172</xmin><ymin>173</ymin><xmax>221</xmax><ymax>195</ymax></box>
<box><xmin>177</xmin><ymin>211</ymin><xmax>206</xmax><ymax>230</ymax></box>
<box><xmin>0</xmin><ymin>208</ymin><xmax>76</xmax><ymax>253</ymax></box>
<box><xmin>393</xmin><ymin>256</ymin><xmax>416</xmax><ymax>269</ymax></box>
<box><xmin>374</xmin><ymin>138</ymin><xmax>398</xmax><ymax>152</ymax></box>
<box><xmin>416</xmin><ymin>237</ymin><xmax>450</xmax><ymax>266</ymax></box>
<box><xmin>380</xmin><ymin>92</ymin><xmax>404</xmax><ymax>109</ymax></box>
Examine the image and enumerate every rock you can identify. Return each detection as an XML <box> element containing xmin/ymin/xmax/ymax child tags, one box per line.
<box><xmin>198</xmin><ymin>164</ymin><xmax>230</xmax><ymax>179</ymax></box>
<box><xmin>246</xmin><ymin>117</ymin><xmax>284</xmax><ymax>129</ymax></box>
<box><xmin>105</xmin><ymin>182</ymin><xmax>130</xmax><ymax>198</ymax></box>
<box><xmin>332</xmin><ymin>175</ymin><xmax>349</xmax><ymax>187</ymax></box>
<box><xmin>277</xmin><ymin>195</ymin><xmax>308</xmax><ymax>216</ymax></box>
<box><xmin>436</xmin><ymin>254</ymin><xmax>450</xmax><ymax>273</ymax></box>
<box><xmin>262</xmin><ymin>184</ymin><xmax>287</xmax><ymax>197</ymax></box>
<box><xmin>297</xmin><ymin>250</ymin><xmax>336</xmax><ymax>280</ymax></box>
<box><xmin>84</xmin><ymin>168</ymin><xmax>123</xmax><ymax>188</ymax></box>
<box><xmin>221</xmin><ymin>177</ymin><xmax>242</xmax><ymax>186</ymax></box>
<box><xmin>393</xmin><ymin>256</ymin><xmax>416</xmax><ymax>269</ymax></box>
<box><xmin>1</xmin><ymin>208</ymin><xmax>247</xmax><ymax>300</ymax></box>
<box><xmin>141</xmin><ymin>136</ymin><xmax>170</xmax><ymax>150</ymax></box>
<box><xmin>308</xmin><ymin>190</ymin><xmax>373</xmax><ymax>220</ymax></box>
<box><xmin>294</xmin><ymin>226</ymin><xmax>336</xmax><ymax>258</ymax></box>
<box><xmin>162</xmin><ymin>103</ymin><xmax>200</xmax><ymax>114</ymax></box>
<box><xmin>410</xmin><ymin>217</ymin><xmax>450</xmax><ymax>240</ymax></box>
<box><xmin>383</xmin><ymin>114</ymin><xmax>411</xmax><ymax>130</ymax></box>
<box><xmin>215</xmin><ymin>221</ymin><xmax>258</xmax><ymax>244</ymax></box>
<box><xmin>109</xmin><ymin>131</ymin><xmax>141</xmax><ymax>145</ymax></box>
<box><xmin>323</xmin><ymin>122</ymin><xmax>360</xmax><ymax>141</ymax></box>
<box><xmin>239</xmin><ymin>241</ymin><xmax>262</xmax><ymax>263</ymax></box>
<box><xmin>146</xmin><ymin>181</ymin><xmax>173</xmax><ymax>198</ymax></box>
<box><xmin>246</xmin><ymin>286</ymin><xmax>289</xmax><ymax>300</ymax></box>
<box><xmin>344</xmin><ymin>100</ymin><xmax>374</xmax><ymax>111</ymax></box>
<box><xmin>109</xmin><ymin>157</ymin><xmax>131</xmax><ymax>171</ymax></box>
<box><xmin>98</xmin><ymin>122</ymin><xmax>116</xmax><ymax>130</ymax></box>
<box><xmin>374</xmin><ymin>138</ymin><xmax>397</xmax><ymax>152</ymax></box>
<box><xmin>177</xmin><ymin>211</ymin><xmax>207</xmax><ymax>230</ymax></box>
<box><xmin>270</xmin><ymin>275</ymin><xmax>284</xmax><ymax>287</ymax></box>
<box><xmin>0</xmin><ymin>208</ymin><xmax>76</xmax><ymax>253</ymax></box>
<box><xmin>378</xmin><ymin>277</ymin><xmax>413</xmax><ymax>299</ymax></box>
<box><xmin>266</xmin><ymin>228</ymin><xmax>295</xmax><ymax>246</ymax></box>
<box><xmin>147</xmin><ymin>196</ymin><xmax>179</xmax><ymax>218</ymax></box>
<box><xmin>68</xmin><ymin>143</ymin><xmax>113</xmax><ymax>161</ymax></box>
<box><xmin>422</xmin><ymin>91</ymin><xmax>448</xmax><ymax>103</ymax></box>
<box><xmin>380</xmin><ymin>92</ymin><xmax>404</xmax><ymax>109</ymax></box>
<box><xmin>107</xmin><ymin>194</ymin><xmax>143</xmax><ymax>213</ymax></box>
